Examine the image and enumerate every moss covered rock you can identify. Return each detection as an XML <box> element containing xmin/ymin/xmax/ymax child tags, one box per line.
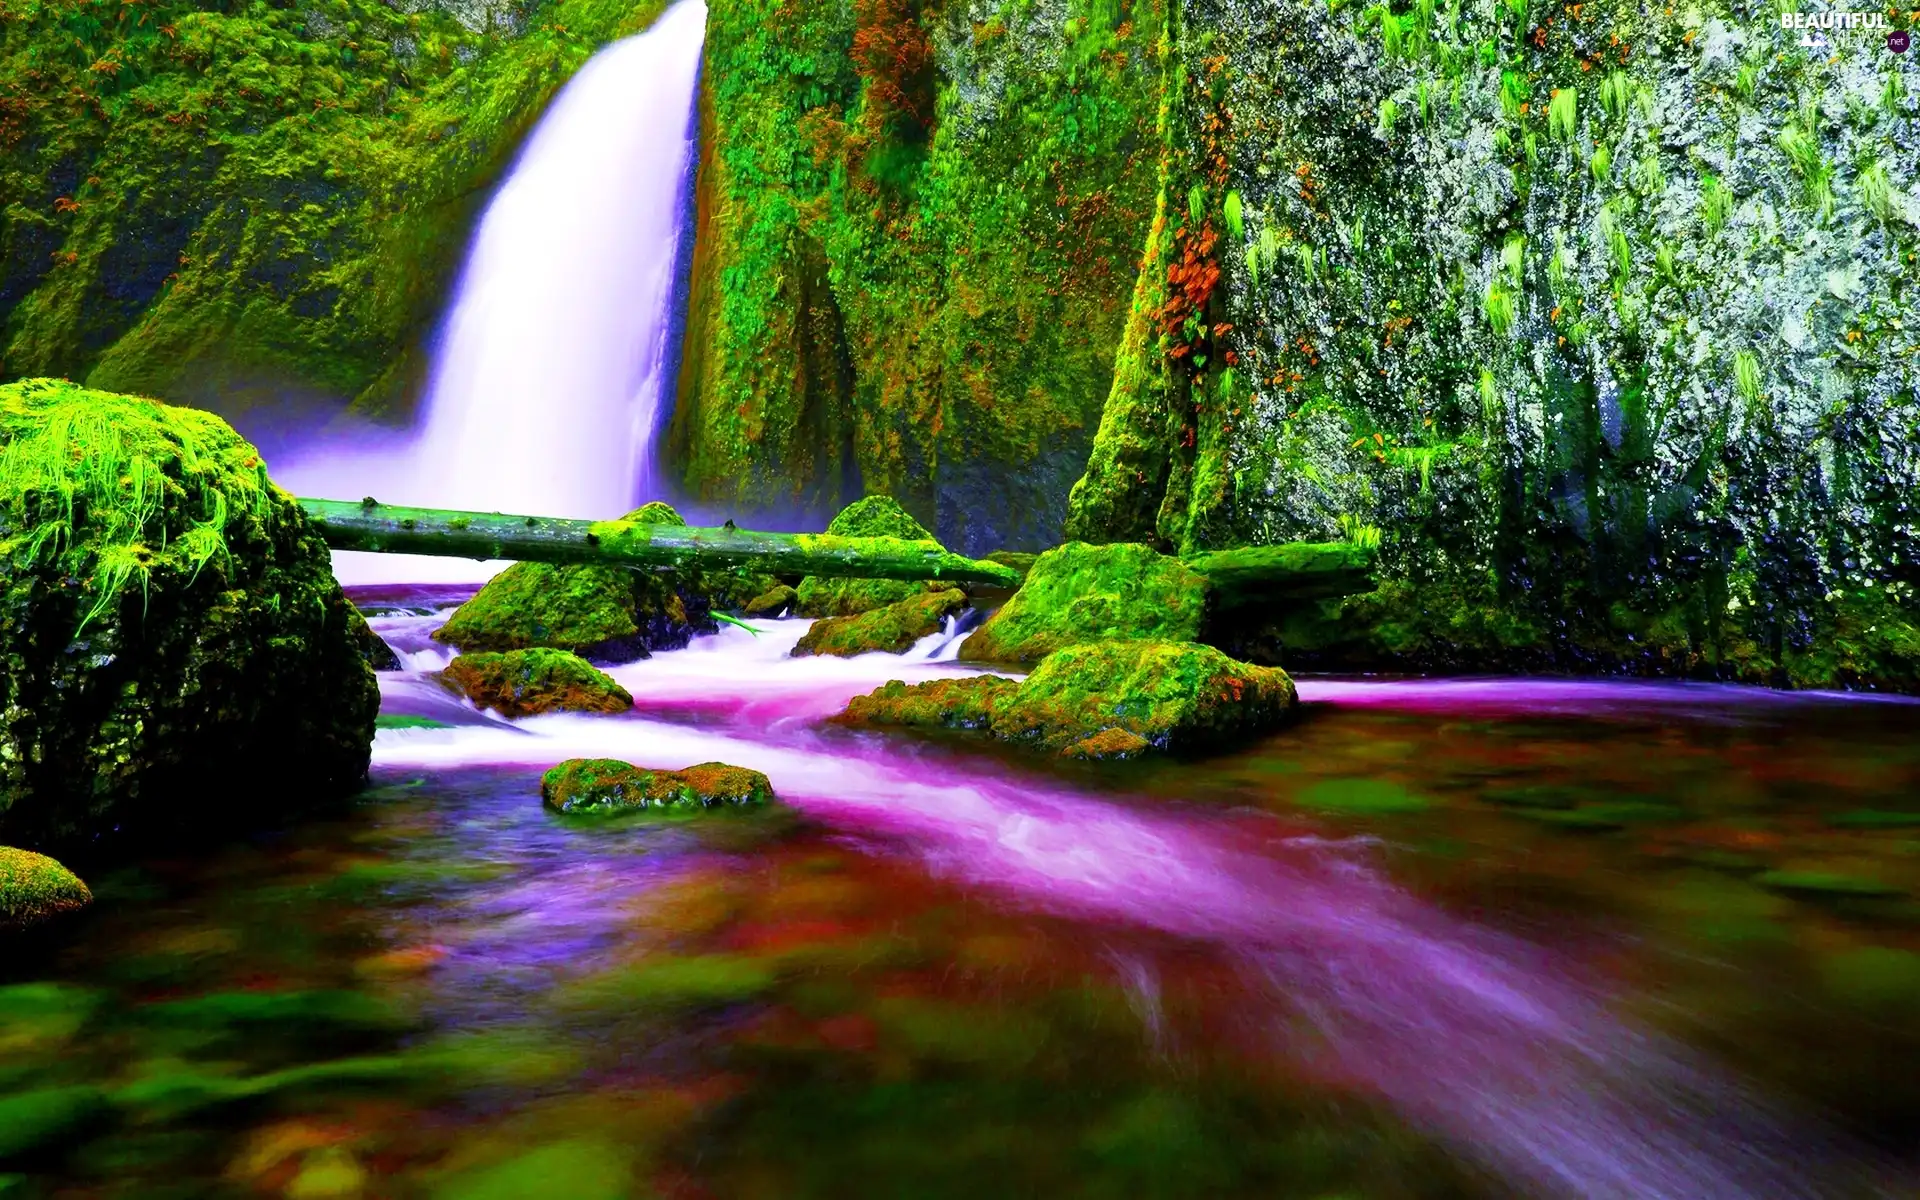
<box><xmin>959</xmin><ymin>543</ymin><xmax>1209</xmax><ymax>665</ymax></box>
<box><xmin>441</xmin><ymin>649</ymin><xmax>632</xmax><ymax>719</ymax></box>
<box><xmin>743</xmin><ymin>585</ymin><xmax>799</xmax><ymax>619</ymax></box>
<box><xmin>541</xmin><ymin>758</ymin><xmax>775</xmax><ymax>815</ymax></box>
<box><xmin>991</xmin><ymin>641</ymin><xmax>1297</xmax><ymax>753</ymax></box>
<box><xmin>835</xmin><ymin>675</ymin><xmax>1020</xmax><ymax>733</ymax></box>
<box><xmin>793</xmin><ymin>589</ymin><xmax>967</xmax><ymax>659</ymax></box>
<box><xmin>0</xmin><ymin>848</ymin><xmax>93</xmax><ymax>931</ymax></box>
<box><xmin>795</xmin><ymin>497</ymin><xmax>944</xmax><ymax>618</ymax></box>
<box><xmin>0</xmin><ymin>380</ymin><xmax>379</xmax><ymax>849</ymax></box>
<box><xmin>839</xmin><ymin>641</ymin><xmax>1296</xmax><ymax>756</ymax></box>
<box><xmin>432</xmin><ymin>502</ymin><xmax>716</xmax><ymax>662</ymax></box>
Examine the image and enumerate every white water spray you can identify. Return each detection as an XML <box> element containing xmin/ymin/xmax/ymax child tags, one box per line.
<box><xmin>277</xmin><ymin>1</ymin><xmax>707</xmax><ymax>582</ymax></box>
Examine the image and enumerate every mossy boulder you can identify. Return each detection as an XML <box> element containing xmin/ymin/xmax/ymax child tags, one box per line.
<box><xmin>795</xmin><ymin>497</ymin><xmax>943</xmax><ymax>617</ymax></box>
<box><xmin>541</xmin><ymin>758</ymin><xmax>776</xmax><ymax>815</ymax></box>
<box><xmin>0</xmin><ymin>380</ymin><xmax>379</xmax><ymax>850</ymax></box>
<box><xmin>959</xmin><ymin>543</ymin><xmax>1209</xmax><ymax>664</ymax></box>
<box><xmin>432</xmin><ymin>502</ymin><xmax>716</xmax><ymax>663</ymax></box>
<box><xmin>793</xmin><ymin>589</ymin><xmax>968</xmax><ymax>658</ymax></box>
<box><xmin>838</xmin><ymin>641</ymin><xmax>1296</xmax><ymax>756</ymax></box>
<box><xmin>0</xmin><ymin>848</ymin><xmax>92</xmax><ymax>931</ymax></box>
<box><xmin>743</xmin><ymin>585</ymin><xmax>799</xmax><ymax>619</ymax></box>
<box><xmin>836</xmin><ymin>675</ymin><xmax>1020</xmax><ymax>732</ymax></box>
<box><xmin>440</xmin><ymin>650</ymin><xmax>632</xmax><ymax>719</ymax></box>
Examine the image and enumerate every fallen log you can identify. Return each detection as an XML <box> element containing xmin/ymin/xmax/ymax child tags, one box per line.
<box><xmin>1183</xmin><ymin>542</ymin><xmax>1377</xmax><ymax>603</ymax></box>
<box><xmin>297</xmin><ymin>498</ymin><xmax>1024</xmax><ymax>587</ymax></box>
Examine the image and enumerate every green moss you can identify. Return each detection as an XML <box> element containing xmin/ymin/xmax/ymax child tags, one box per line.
<box><xmin>1060</xmin><ymin>727</ymin><xmax>1154</xmax><ymax>760</ymax></box>
<box><xmin>960</xmin><ymin>542</ymin><xmax>1209</xmax><ymax>664</ymax></box>
<box><xmin>440</xmin><ymin>649</ymin><xmax>632</xmax><ymax>719</ymax></box>
<box><xmin>990</xmin><ymin>640</ymin><xmax>1298</xmax><ymax>754</ymax></box>
<box><xmin>0</xmin><ymin>847</ymin><xmax>92</xmax><ymax>930</ymax></box>
<box><xmin>376</xmin><ymin>714</ymin><xmax>452</xmax><ymax>731</ymax></box>
<box><xmin>0</xmin><ymin>0</ymin><xmax>672</xmax><ymax>418</ymax></box>
<box><xmin>1185</xmin><ymin>541</ymin><xmax>1377</xmax><ymax>604</ymax></box>
<box><xmin>834</xmin><ymin>674</ymin><xmax>1020</xmax><ymax>732</ymax></box>
<box><xmin>792</xmin><ymin>588</ymin><xmax>966</xmax><ymax>658</ymax></box>
<box><xmin>0</xmin><ymin>380</ymin><xmax>378</xmax><ymax>849</ymax></box>
<box><xmin>1293</xmin><ymin>779</ymin><xmax>1429</xmax><ymax>815</ymax></box>
<box><xmin>743</xmin><ymin>584</ymin><xmax>798</xmax><ymax>618</ymax></box>
<box><xmin>540</xmin><ymin>757</ymin><xmax>776</xmax><ymax>814</ymax></box>
<box><xmin>795</xmin><ymin>496</ymin><xmax>940</xmax><ymax>617</ymax></box>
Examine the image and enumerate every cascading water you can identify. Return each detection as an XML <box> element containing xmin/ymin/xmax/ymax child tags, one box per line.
<box><xmin>276</xmin><ymin>1</ymin><xmax>707</xmax><ymax>583</ymax></box>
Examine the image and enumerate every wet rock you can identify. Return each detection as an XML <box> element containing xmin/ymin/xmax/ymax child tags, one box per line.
<box><xmin>0</xmin><ymin>380</ymin><xmax>379</xmax><ymax>850</ymax></box>
<box><xmin>835</xmin><ymin>675</ymin><xmax>1019</xmax><ymax>731</ymax></box>
<box><xmin>959</xmin><ymin>542</ymin><xmax>1208</xmax><ymax>665</ymax></box>
<box><xmin>1060</xmin><ymin>728</ymin><xmax>1153</xmax><ymax>760</ymax></box>
<box><xmin>743</xmin><ymin>584</ymin><xmax>799</xmax><ymax>618</ymax></box>
<box><xmin>839</xmin><ymin>640</ymin><xmax>1296</xmax><ymax>756</ymax></box>
<box><xmin>441</xmin><ymin>650</ymin><xmax>633</xmax><ymax>719</ymax></box>
<box><xmin>0</xmin><ymin>847</ymin><xmax>93</xmax><ymax>931</ymax></box>
<box><xmin>541</xmin><ymin>758</ymin><xmax>776</xmax><ymax>815</ymax></box>
<box><xmin>792</xmin><ymin>589</ymin><xmax>968</xmax><ymax>658</ymax></box>
<box><xmin>355</xmin><ymin>621</ymin><xmax>402</xmax><ymax>671</ymax></box>
<box><xmin>795</xmin><ymin>496</ymin><xmax>944</xmax><ymax>618</ymax></box>
<box><xmin>432</xmin><ymin>501</ymin><xmax>716</xmax><ymax>663</ymax></box>
<box><xmin>990</xmin><ymin>640</ymin><xmax>1297</xmax><ymax>753</ymax></box>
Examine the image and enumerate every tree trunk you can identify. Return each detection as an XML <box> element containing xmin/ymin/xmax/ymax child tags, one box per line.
<box><xmin>296</xmin><ymin>498</ymin><xmax>1024</xmax><ymax>586</ymax></box>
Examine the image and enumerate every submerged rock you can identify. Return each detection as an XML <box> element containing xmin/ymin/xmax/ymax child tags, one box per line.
<box><xmin>959</xmin><ymin>542</ymin><xmax>1209</xmax><ymax>664</ymax></box>
<box><xmin>792</xmin><ymin>589</ymin><xmax>967</xmax><ymax>658</ymax></box>
<box><xmin>541</xmin><ymin>758</ymin><xmax>776</xmax><ymax>814</ymax></box>
<box><xmin>795</xmin><ymin>497</ymin><xmax>943</xmax><ymax>617</ymax></box>
<box><xmin>432</xmin><ymin>501</ymin><xmax>716</xmax><ymax>662</ymax></box>
<box><xmin>839</xmin><ymin>640</ymin><xmax>1296</xmax><ymax>756</ymax></box>
<box><xmin>0</xmin><ymin>380</ymin><xmax>379</xmax><ymax>850</ymax></box>
<box><xmin>441</xmin><ymin>650</ymin><xmax>633</xmax><ymax>719</ymax></box>
<box><xmin>0</xmin><ymin>848</ymin><xmax>93</xmax><ymax>931</ymax></box>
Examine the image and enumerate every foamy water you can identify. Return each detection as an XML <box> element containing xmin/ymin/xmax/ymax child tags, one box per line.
<box><xmin>364</xmin><ymin>608</ymin><xmax>1889</xmax><ymax>1198</ymax></box>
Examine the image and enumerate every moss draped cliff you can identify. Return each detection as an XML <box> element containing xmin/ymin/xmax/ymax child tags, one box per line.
<box><xmin>0</xmin><ymin>0</ymin><xmax>667</xmax><ymax>421</ymax></box>
<box><xmin>667</xmin><ymin>0</ymin><xmax>1172</xmax><ymax>551</ymax></box>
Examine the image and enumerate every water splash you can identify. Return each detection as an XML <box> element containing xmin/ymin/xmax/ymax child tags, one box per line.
<box><xmin>367</xmin><ymin>614</ymin><xmax>1893</xmax><ymax>1198</ymax></box>
<box><xmin>275</xmin><ymin>2</ymin><xmax>708</xmax><ymax>584</ymax></box>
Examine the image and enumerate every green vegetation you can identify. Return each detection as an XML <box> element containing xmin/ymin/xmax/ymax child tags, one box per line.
<box><xmin>795</xmin><ymin>495</ymin><xmax>941</xmax><ymax>617</ymax></box>
<box><xmin>440</xmin><ymin>649</ymin><xmax>632</xmax><ymax>718</ymax></box>
<box><xmin>540</xmin><ymin>757</ymin><xmax>776</xmax><ymax>814</ymax></box>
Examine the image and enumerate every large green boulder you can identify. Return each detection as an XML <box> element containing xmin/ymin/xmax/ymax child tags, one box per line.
<box><xmin>795</xmin><ymin>497</ymin><xmax>942</xmax><ymax>617</ymax></box>
<box><xmin>792</xmin><ymin>589</ymin><xmax>968</xmax><ymax>658</ymax></box>
<box><xmin>541</xmin><ymin>759</ymin><xmax>776</xmax><ymax>815</ymax></box>
<box><xmin>958</xmin><ymin>542</ymin><xmax>1209</xmax><ymax>664</ymax></box>
<box><xmin>440</xmin><ymin>650</ymin><xmax>632</xmax><ymax>719</ymax></box>
<box><xmin>0</xmin><ymin>847</ymin><xmax>92</xmax><ymax>931</ymax></box>
<box><xmin>0</xmin><ymin>380</ymin><xmax>379</xmax><ymax>849</ymax></box>
<box><xmin>433</xmin><ymin>501</ymin><xmax>717</xmax><ymax>662</ymax></box>
<box><xmin>838</xmin><ymin>640</ymin><xmax>1296</xmax><ymax>757</ymax></box>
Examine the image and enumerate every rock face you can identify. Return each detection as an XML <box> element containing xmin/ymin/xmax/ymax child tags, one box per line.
<box><xmin>794</xmin><ymin>497</ymin><xmax>943</xmax><ymax>618</ymax></box>
<box><xmin>541</xmin><ymin>759</ymin><xmax>776</xmax><ymax>815</ymax></box>
<box><xmin>960</xmin><ymin>543</ymin><xmax>1210</xmax><ymax>665</ymax></box>
<box><xmin>743</xmin><ymin>585</ymin><xmax>799</xmax><ymax>619</ymax></box>
<box><xmin>0</xmin><ymin>848</ymin><xmax>93</xmax><ymax>931</ymax></box>
<box><xmin>792</xmin><ymin>589</ymin><xmax>968</xmax><ymax>658</ymax></box>
<box><xmin>838</xmin><ymin>640</ymin><xmax>1297</xmax><ymax>757</ymax></box>
<box><xmin>433</xmin><ymin>502</ymin><xmax>717</xmax><ymax>663</ymax></box>
<box><xmin>441</xmin><ymin>650</ymin><xmax>632</xmax><ymax>719</ymax></box>
<box><xmin>0</xmin><ymin>380</ymin><xmax>380</xmax><ymax>850</ymax></box>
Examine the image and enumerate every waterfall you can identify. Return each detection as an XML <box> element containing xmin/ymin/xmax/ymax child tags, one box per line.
<box><xmin>278</xmin><ymin>1</ymin><xmax>707</xmax><ymax>583</ymax></box>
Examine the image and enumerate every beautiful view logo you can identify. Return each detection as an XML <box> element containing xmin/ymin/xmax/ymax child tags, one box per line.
<box><xmin>1777</xmin><ymin>9</ymin><xmax>1899</xmax><ymax>48</ymax></box>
